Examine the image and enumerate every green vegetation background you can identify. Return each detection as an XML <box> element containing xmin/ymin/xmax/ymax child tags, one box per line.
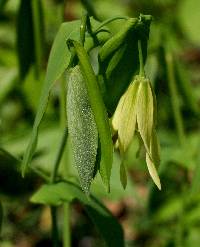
<box><xmin>0</xmin><ymin>0</ymin><xmax>200</xmax><ymax>246</ymax></box>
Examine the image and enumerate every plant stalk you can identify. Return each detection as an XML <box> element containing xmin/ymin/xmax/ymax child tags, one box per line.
<box><xmin>32</xmin><ymin>0</ymin><xmax>43</xmax><ymax>79</ymax></box>
<box><xmin>165</xmin><ymin>50</ymin><xmax>186</xmax><ymax>145</ymax></box>
<box><xmin>138</xmin><ymin>40</ymin><xmax>145</xmax><ymax>77</ymax></box>
<box><xmin>60</xmin><ymin>73</ymin><xmax>71</xmax><ymax>247</ymax></box>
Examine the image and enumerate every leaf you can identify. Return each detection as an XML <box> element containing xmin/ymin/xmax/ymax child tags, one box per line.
<box><xmin>0</xmin><ymin>148</ymin><xmax>39</xmax><ymax>196</ymax></box>
<box><xmin>112</xmin><ymin>79</ymin><xmax>140</xmax><ymax>153</ymax></box>
<box><xmin>21</xmin><ymin>20</ymin><xmax>80</xmax><ymax>176</ymax></box>
<box><xmin>16</xmin><ymin>0</ymin><xmax>35</xmax><ymax>79</ymax></box>
<box><xmin>31</xmin><ymin>181</ymin><xmax>124</xmax><ymax>247</ymax></box>
<box><xmin>67</xmin><ymin>66</ymin><xmax>98</xmax><ymax>194</ymax></box>
<box><xmin>136</xmin><ymin>77</ymin><xmax>154</xmax><ymax>154</ymax></box>
<box><xmin>21</xmin><ymin>18</ymin><xmax>110</xmax><ymax>176</ymax></box>
<box><xmin>71</xmin><ymin>40</ymin><xmax>113</xmax><ymax>191</ymax></box>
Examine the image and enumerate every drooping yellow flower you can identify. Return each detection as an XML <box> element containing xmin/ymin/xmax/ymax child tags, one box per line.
<box><xmin>112</xmin><ymin>75</ymin><xmax>161</xmax><ymax>190</ymax></box>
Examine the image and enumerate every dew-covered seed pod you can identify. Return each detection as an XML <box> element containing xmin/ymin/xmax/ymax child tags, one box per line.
<box><xmin>67</xmin><ymin>65</ymin><xmax>98</xmax><ymax>194</ymax></box>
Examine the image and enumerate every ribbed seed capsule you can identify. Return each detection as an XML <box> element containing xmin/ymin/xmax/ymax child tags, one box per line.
<box><xmin>67</xmin><ymin>65</ymin><xmax>98</xmax><ymax>194</ymax></box>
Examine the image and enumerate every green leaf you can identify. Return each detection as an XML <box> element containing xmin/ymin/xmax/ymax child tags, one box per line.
<box><xmin>16</xmin><ymin>0</ymin><xmax>35</xmax><ymax>79</ymax></box>
<box><xmin>21</xmin><ymin>20</ymin><xmax>80</xmax><ymax>176</ymax></box>
<box><xmin>0</xmin><ymin>148</ymin><xmax>39</xmax><ymax>196</ymax></box>
<box><xmin>70</xmin><ymin>40</ymin><xmax>113</xmax><ymax>191</ymax></box>
<box><xmin>21</xmin><ymin>18</ymin><xmax>110</xmax><ymax>176</ymax></box>
<box><xmin>31</xmin><ymin>181</ymin><xmax>124</xmax><ymax>247</ymax></box>
<box><xmin>67</xmin><ymin>66</ymin><xmax>98</xmax><ymax>194</ymax></box>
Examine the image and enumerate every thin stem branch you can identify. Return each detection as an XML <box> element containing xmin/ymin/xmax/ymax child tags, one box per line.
<box><xmin>80</xmin><ymin>12</ymin><xmax>88</xmax><ymax>46</ymax></box>
<box><xmin>93</xmin><ymin>16</ymin><xmax>129</xmax><ymax>34</ymax></box>
<box><xmin>51</xmin><ymin>127</ymin><xmax>68</xmax><ymax>183</ymax></box>
<box><xmin>50</xmin><ymin>126</ymin><xmax>68</xmax><ymax>247</ymax></box>
<box><xmin>138</xmin><ymin>40</ymin><xmax>145</xmax><ymax>77</ymax></box>
<box><xmin>32</xmin><ymin>0</ymin><xmax>43</xmax><ymax>78</ymax></box>
<box><xmin>165</xmin><ymin>50</ymin><xmax>186</xmax><ymax>145</ymax></box>
<box><xmin>60</xmin><ymin>74</ymin><xmax>71</xmax><ymax>247</ymax></box>
<box><xmin>80</xmin><ymin>0</ymin><xmax>99</xmax><ymax>20</ymax></box>
<box><xmin>51</xmin><ymin>207</ymin><xmax>60</xmax><ymax>247</ymax></box>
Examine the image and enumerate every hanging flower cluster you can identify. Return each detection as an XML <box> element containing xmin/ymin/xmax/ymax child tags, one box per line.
<box><xmin>112</xmin><ymin>75</ymin><xmax>161</xmax><ymax>190</ymax></box>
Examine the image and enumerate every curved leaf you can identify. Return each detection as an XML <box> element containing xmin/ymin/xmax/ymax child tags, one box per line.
<box><xmin>21</xmin><ymin>20</ymin><xmax>81</xmax><ymax>176</ymax></box>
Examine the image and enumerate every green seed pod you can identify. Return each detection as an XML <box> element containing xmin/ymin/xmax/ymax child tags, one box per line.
<box><xmin>67</xmin><ymin>65</ymin><xmax>98</xmax><ymax>194</ymax></box>
<box><xmin>69</xmin><ymin>40</ymin><xmax>113</xmax><ymax>192</ymax></box>
<box><xmin>99</xmin><ymin>18</ymin><xmax>137</xmax><ymax>63</ymax></box>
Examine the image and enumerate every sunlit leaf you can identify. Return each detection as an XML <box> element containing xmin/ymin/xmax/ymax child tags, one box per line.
<box><xmin>31</xmin><ymin>181</ymin><xmax>124</xmax><ymax>247</ymax></box>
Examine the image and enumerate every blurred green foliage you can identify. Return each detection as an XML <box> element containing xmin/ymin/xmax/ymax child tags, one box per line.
<box><xmin>0</xmin><ymin>0</ymin><xmax>200</xmax><ymax>246</ymax></box>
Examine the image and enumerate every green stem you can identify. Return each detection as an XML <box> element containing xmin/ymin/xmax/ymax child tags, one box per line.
<box><xmin>165</xmin><ymin>50</ymin><xmax>186</xmax><ymax>145</ymax></box>
<box><xmin>138</xmin><ymin>40</ymin><xmax>145</xmax><ymax>77</ymax></box>
<box><xmin>51</xmin><ymin>207</ymin><xmax>60</xmax><ymax>247</ymax></box>
<box><xmin>50</xmin><ymin>126</ymin><xmax>68</xmax><ymax>247</ymax></box>
<box><xmin>60</xmin><ymin>74</ymin><xmax>71</xmax><ymax>247</ymax></box>
<box><xmin>32</xmin><ymin>0</ymin><xmax>43</xmax><ymax>78</ymax></box>
<box><xmin>94</xmin><ymin>16</ymin><xmax>129</xmax><ymax>34</ymax></box>
<box><xmin>80</xmin><ymin>12</ymin><xmax>88</xmax><ymax>46</ymax></box>
<box><xmin>50</xmin><ymin>127</ymin><xmax>68</xmax><ymax>183</ymax></box>
<box><xmin>80</xmin><ymin>0</ymin><xmax>99</xmax><ymax>20</ymax></box>
<box><xmin>61</xmin><ymin>3</ymin><xmax>72</xmax><ymax>243</ymax></box>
